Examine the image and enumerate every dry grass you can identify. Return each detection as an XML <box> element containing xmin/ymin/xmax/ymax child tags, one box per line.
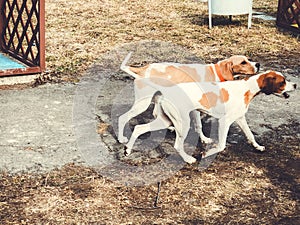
<box><xmin>1</xmin><ymin>0</ymin><xmax>299</xmax><ymax>224</ymax></box>
<box><xmin>1</xmin><ymin>121</ymin><xmax>299</xmax><ymax>224</ymax></box>
<box><xmin>45</xmin><ymin>0</ymin><xmax>299</xmax><ymax>80</ymax></box>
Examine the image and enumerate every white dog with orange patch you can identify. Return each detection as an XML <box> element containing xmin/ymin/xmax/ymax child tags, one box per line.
<box><xmin>118</xmin><ymin>52</ymin><xmax>260</xmax><ymax>144</ymax></box>
<box><xmin>124</xmin><ymin>71</ymin><xmax>296</xmax><ymax>163</ymax></box>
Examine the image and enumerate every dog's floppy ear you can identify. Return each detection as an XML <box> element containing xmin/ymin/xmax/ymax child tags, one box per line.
<box><xmin>219</xmin><ymin>60</ymin><xmax>234</xmax><ymax>81</ymax></box>
<box><xmin>260</xmin><ymin>73</ymin><xmax>277</xmax><ymax>95</ymax></box>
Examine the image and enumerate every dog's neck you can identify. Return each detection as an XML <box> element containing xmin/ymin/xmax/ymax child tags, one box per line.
<box><xmin>246</xmin><ymin>73</ymin><xmax>267</xmax><ymax>96</ymax></box>
<box><xmin>208</xmin><ymin>64</ymin><xmax>226</xmax><ymax>82</ymax></box>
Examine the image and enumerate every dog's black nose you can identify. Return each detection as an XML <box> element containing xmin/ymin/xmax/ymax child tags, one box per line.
<box><xmin>255</xmin><ymin>63</ymin><xmax>260</xmax><ymax>68</ymax></box>
<box><xmin>294</xmin><ymin>83</ymin><xmax>297</xmax><ymax>89</ymax></box>
<box><xmin>283</xmin><ymin>92</ymin><xmax>290</xmax><ymax>98</ymax></box>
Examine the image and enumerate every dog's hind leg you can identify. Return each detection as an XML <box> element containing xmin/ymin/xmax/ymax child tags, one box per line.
<box><xmin>202</xmin><ymin>117</ymin><xmax>231</xmax><ymax>158</ymax></box>
<box><xmin>191</xmin><ymin>110</ymin><xmax>213</xmax><ymax>144</ymax></box>
<box><xmin>235</xmin><ymin>116</ymin><xmax>265</xmax><ymax>151</ymax></box>
<box><xmin>118</xmin><ymin>97</ymin><xmax>153</xmax><ymax>143</ymax></box>
<box><xmin>174</xmin><ymin>129</ymin><xmax>197</xmax><ymax>164</ymax></box>
<box><xmin>124</xmin><ymin>113</ymin><xmax>172</xmax><ymax>156</ymax></box>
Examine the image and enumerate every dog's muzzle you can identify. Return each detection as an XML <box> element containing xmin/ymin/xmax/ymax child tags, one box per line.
<box><xmin>283</xmin><ymin>92</ymin><xmax>290</xmax><ymax>99</ymax></box>
<box><xmin>282</xmin><ymin>82</ymin><xmax>297</xmax><ymax>99</ymax></box>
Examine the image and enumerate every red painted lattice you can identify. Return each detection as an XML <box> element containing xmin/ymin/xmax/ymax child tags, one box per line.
<box><xmin>0</xmin><ymin>0</ymin><xmax>45</xmax><ymax>76</ymax></box>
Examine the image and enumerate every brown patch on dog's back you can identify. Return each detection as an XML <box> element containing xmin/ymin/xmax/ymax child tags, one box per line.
<box><xmin>219</xmin><ymin>88</ymin><xmax>229</xmax><ymax>103</ymax></box>
<box><xmin>199</xmin><ymin>92</ymin><xmax>218</xmax><ymax>109</ymax></box>
<box><xmin>149</xmin><ymin>66</ymin><xmax>200</xmax><ymax>86</ymax></box>
<box><xmin>179</xmin><ymin>66</ymin><xmax>201</xmax><ymax>82</ymax></box>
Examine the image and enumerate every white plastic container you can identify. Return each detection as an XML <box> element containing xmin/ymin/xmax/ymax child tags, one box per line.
<box><xmin>208</xmin><ymin>0</ymin><xmax>253</xmax><ymax>28</ymax></box>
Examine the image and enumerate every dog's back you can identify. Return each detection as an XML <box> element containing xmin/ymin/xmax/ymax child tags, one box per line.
<box><xmin>144</xmin><ymin>79</ymin><xmax>249</xmax><ymax>119</ymax></box>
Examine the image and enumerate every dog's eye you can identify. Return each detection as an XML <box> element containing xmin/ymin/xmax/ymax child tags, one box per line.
<box><xmin>241</xmin><ymin>61</ymin><xmax>247</xmax><ymax>65</ymax></box>
<box><xmin>280</xmin><ymin>81</ymin><xmax>286</xmax><ymax>86</ymax></box>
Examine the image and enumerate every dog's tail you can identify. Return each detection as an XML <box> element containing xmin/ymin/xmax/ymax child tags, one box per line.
<box><xmin>120</xmin><ymin>52</ymin><xmax>142</xmax><ymax>79</ymax></box>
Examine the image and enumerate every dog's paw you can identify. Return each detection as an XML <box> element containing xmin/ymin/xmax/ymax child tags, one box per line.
<box><xmin>167</xmin><ymin>126</ymin><xmax>175</xmax><ymax>132</ymax></box>
<box><xmin>184</xmin><ymin>155</ymin><xmax>197</xmax><ymax>164</ymax></box>
<box><xmin>118</xmin><ymin>136</ymin><xmax>128</xmax><ymax>144</ymax></box>
<box><xmin>255</xmin><ymin>145</ymin><xmax>265</xmax><ymax>152</ymax></box>
<box><xmin>202</xmin><ymin>147</ymin><xmax>222</xmax><ymax>158</ymax></box>
<box><xmin>201</xmin><ymin>136</ymin><xmax>213</xmax><ymax>144</ymax></box>
<box><xmin>124</xmin><ymin>146</ymin><xmax>131</xmax><ymax>156</ymax></box>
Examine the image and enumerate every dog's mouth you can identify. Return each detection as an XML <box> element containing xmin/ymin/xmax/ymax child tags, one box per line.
<box><xmin>233</xmin><ymin>74</ymin><xmax>253</xmax><ymax>80</ymax></box>
<box><xmin>274</xmin><ymin>92</ymin><xmax>290</xmax><ymax>99</ymax></box>
<box><xmin>255</xmin><ymin>64</ymin><xmax>260</xmax><ymax>73</ymax></box>
<box><xmin>283</xmin><ymin>92</ymin><xmax>290</xmax><ymax>99</ymax></box>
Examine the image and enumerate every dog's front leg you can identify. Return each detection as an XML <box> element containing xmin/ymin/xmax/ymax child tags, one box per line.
<box><xmin>235</xmin><ymin>116</ymin><xmax>265</xmax><ymax>151</ymax></box>
<box><xmin>191</xmin><ymin>110</ymin><xmax>213</xmax><ymax>144</ymax></box>
<box><xmin>202</xmin><ymin>117</ymin><xmax>231</xmax><ymax>158</ymax></box>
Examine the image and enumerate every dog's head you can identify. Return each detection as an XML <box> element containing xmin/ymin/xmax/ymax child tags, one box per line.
<box><xmin>219</xmin><ymin>55</ymin><xmax>260</xmax><ymax>80</ymax></box>
<box><xmin>257</xmin><ymin>71</ymin><xmax>297</xmax><ymax>98</ymax></box>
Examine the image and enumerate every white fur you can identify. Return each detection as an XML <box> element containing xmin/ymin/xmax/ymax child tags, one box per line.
<box><xmin>124</xmin><ymin>71</ymin><xmax>296</xmax><ymax>163</ymax></box>
<box><xmin>118</xmin><ymin>53</ymin><xmax>259</xmax><ymax>144</ymax></box>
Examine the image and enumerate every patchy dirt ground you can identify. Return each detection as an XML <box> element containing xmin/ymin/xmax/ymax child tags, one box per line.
<box><xmin>0</xmin><ymin>124</ymin><xmax>299</xmax><ymax>224</ymax></box>
<box><xmin>1</xmin><ymin>41</ymin><xmax>298</xmax><ymax>224</ymax></box>
<box><xmin>0</xmin><ymin>0</ymin><xmax>299</xmax><ymax>224</ymax></box>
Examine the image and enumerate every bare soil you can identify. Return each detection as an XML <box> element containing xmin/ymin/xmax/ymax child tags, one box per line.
<box><xmin>1</xmin><ymin>40</ymin><xmax>299</xmax><ymax>224</ymax></box>
<box><xmin>0</xmin><ymin>0</ymin><xmax>299</xmax><ymax>224</ymax></box>
<box><xmin>0</xmin><ymin>122</ymin><xmax>299</xmax><ymax>224</ymax></box>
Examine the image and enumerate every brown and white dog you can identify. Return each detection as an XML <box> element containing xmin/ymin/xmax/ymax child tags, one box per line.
<box><xmin>124</xmin><ymin>71</ymin><xmax>296</xmax><ymax>163</ymax></box>
<box><xmin>118</xmin><ymin>52</ymin><xmax>260</xmax><ymax>144</ymax></box>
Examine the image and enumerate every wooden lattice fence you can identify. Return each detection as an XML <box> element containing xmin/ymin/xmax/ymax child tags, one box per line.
<box><xmin>0</xmin><ymin>0</ymin><xmax>45</xmax><ymax>76</ymax></box>
<box><xmin>277</xmin><ymin>0</ymin><xmax>300</xmax><ymax>34</ymax></box>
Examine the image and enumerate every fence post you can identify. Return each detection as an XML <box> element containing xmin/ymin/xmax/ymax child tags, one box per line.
<box><xmin>0</xmin><ymin>0</ymin><xmax>5</xmax><ymax>50</ymax></box>
<box><xmin>39</xmin><ymin>0</ymin><xmax>46</xmax><ymax>71</ymax></box>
